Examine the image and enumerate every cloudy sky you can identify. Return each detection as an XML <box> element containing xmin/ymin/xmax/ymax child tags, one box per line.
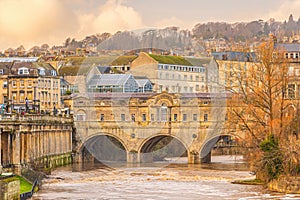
<box><xmin>0</xmin><ymin>0</ymin><xmax>299</xmax><ymax>50</ymax></box>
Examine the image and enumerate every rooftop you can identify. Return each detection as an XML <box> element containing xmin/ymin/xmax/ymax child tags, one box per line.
<box><xmin>148</xmin><ymin>54</ymin><xmax>193</xmax><ymax>66</ymax></box>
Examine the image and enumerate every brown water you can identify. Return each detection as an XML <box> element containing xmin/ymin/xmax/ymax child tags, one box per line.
<box><xmin>32</xmin><ymin>156</ymin><xmax>300</xmax><ymax>200</ymax></box>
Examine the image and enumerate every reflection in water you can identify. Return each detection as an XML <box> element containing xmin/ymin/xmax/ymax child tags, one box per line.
<box><xmin>33</xmin><ymin>156</ymin><xmax>300</xmax><ymax>200</ymax></box>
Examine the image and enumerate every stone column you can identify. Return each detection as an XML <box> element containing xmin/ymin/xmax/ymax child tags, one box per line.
<box><xmin>12</xmin><ymin>131</ymin><xmax>21</xmax><ymax>174</ymax></box>
<box><xmin>188</xmin><ymin>151</ymin><xmax>200</xmax><ymax>164</ymax></box>
<box><xmin>0</xmin><ymin>130</ymin><xmax>2</xmax><ymax>173</ymax></box>
<box><xmin>127</xmin><ymin>150</ymin><xmax>139</xmax><ymax>163</ymax></box>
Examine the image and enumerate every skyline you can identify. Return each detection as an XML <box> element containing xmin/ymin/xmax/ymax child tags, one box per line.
<box><xmin>0</xmin><ymin>0</ymin><xmax>300</xmax><ymax>50</ymax></box>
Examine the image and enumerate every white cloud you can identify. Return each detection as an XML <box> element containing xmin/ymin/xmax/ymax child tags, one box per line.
<box><xmin>0</xmin><ymin>0</ymin><xmax>79</xmax><ymax>50</ymax></box>
<box><xmin>267</xmin><ymin>0</ymin><xmax>300</xmax><ymax>21</ymax></box>
<box><xmin>0</xmin><ymin>0</ymin><xmax>144</xmax><ymax>50</ymax></box>
<box><xmin>91</xmin><ymin>0</ymin><xmax>144</xmax><ymax>33</ymax></box>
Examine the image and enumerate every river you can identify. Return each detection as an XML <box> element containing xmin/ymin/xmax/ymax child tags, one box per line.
<box><xmin>32</xmin><ymin>156</ymin><xmax>300</xmax><ymax>200</ymax></box>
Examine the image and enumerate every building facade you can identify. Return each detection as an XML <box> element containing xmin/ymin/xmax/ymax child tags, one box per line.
<box><xmin>130</xmin><ymin>53</ymin><xmax>216</xmax><ymax>93</ymax></box>
<box><xmin>0</xmin><ymin>61</ymin><xmax>61</xmax><ymax>113</ymax></box>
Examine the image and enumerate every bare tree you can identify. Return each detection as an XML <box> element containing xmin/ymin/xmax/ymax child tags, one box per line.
<box><xmin>227</xmin><ymin>39</ymin><xmax>299</xmax><ymax>181</ymax></box>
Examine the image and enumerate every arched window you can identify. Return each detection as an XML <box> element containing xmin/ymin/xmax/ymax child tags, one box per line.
<box><xmin>161</xmin><ymin>103</ymin><xmax>168</xmax><ymax>122</ymax></box>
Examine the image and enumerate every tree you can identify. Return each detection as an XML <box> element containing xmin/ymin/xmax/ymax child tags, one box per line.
<box><xmin>227</xmin><ymin>38</ymin><xmax>300</xmax><ymax>182</ymax></box>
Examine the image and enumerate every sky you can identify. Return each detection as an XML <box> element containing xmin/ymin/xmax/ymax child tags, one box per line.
<box><xmin>0</xmin><ymin>0</ymin><xmax>299</xmax><ymax>51</ymax></box>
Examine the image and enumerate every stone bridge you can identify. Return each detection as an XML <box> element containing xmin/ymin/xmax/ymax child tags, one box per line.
<box><xmin>72</xmin><ymin>92</ymin><xmax>244</xmax><ymax>164</ymax></box>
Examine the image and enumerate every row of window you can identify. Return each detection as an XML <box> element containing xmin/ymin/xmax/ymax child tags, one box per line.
<box><xmin>158</xmin><ymin>85</ymin><xmax>205</xmax><ymax>93</ymax></box>
<box><xmin>11</xmin><ymin>80</ymin><xmax>33</xmax><ymax>88</ymax></box>
<box><xmin>97</xmin><ymin>113</ymin><xmax>209</xmax><ymax>122</ymax></box>
<box><xmin>158</xmin><ymin>64</ymin><xmax>206</xmax><ymax>73</ymax></box>
<box><xmin>38</xmin><ymin>79</ymin><xmax>59</xmax><ymax>89</ymax></box>
<box><xmin>158</xmin><ymin>72</ymin><xmax>205</xmax><ymax>82</ymax></box>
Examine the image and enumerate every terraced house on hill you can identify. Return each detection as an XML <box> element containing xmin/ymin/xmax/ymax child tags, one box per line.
<box><xmin>0</xmin><ymin>61</ymin><xmax>60</xmax><ymax>113</ymax></box>
<box><xmin>130</xmin><ymin>52</ymin><xmax>219</xmax><ymax>93</ymax></box>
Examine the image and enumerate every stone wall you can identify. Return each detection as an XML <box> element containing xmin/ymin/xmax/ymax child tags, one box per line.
<box><xmin>268</xmin><ymin>176</ymin><xmax>300</xmax><ymax>194</ymax></box>
<box><xmin>0</xmin><ymin>177</ymin><xmax>20</xmax><ymax>200</ymax></box>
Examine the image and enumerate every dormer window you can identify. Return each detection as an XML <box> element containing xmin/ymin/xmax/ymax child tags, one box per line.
<box><xmin>38</xmin><ymin>67</ymin><xmax>45</xmax><ymax>75</ymax></box>
<box><xmin>18</xmin><ymin>67</ymin><xmax>29</xmax><ymax>75</ymax></box>
<box><xmin>51</xmin><ymin>70</ymin><xmax>57</xmax><ymax>76</ymax></box>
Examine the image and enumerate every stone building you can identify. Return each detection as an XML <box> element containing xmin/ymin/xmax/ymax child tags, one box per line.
<box><xmin>0</xmin><ymin>61</ymin><xmax>61</xmax><ymax>113</ymax></box>
<box><xmin>130</xmin><ymin>52</ymin><xmax>218</xmax><ymax>93</ymax></box>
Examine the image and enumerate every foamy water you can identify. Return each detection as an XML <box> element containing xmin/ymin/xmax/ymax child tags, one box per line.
<box><xmin>32</xmin><ymin>156</ymin><xmax>300</xmax><ymax>200</ymax></box>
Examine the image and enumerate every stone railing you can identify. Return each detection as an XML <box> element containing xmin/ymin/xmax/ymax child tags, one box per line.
<box><xmin>0</xmin><ymin>114</ymin><xmax>73</xmax><ymax>124</ymax></box>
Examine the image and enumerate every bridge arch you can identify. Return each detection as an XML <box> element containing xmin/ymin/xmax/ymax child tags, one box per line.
<box><xmin>138</xmin><ymin>134</ymin><xmax>189</xmax><ymax>163</ymax></box>
<box><xmin>199</xmin><ymin>133</ymin><xmax>242</xmax><ymax>163</ymax></box>
<box><xmin>78</xmin><ymin>133</ymin><xmax>128</xmax><ymax>164</ymax></box>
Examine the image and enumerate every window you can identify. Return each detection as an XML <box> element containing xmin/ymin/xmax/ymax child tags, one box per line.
<box><xmin>190</xmin><ymin>75</ymin><xmax>193</xmax><ymax>81</ymax></box>
<box><xmin>28</xmin><ymin>80</ymin><xmax>32</xmax><ymax>88</ymax></box>
<box><xmin>51</xmin><ymin>70</ymin><xmax>57</xmax><ymax>76</ymax></box>
<box><xmin>151</xmin><ymin>114</ymin><xmax>154</xmax><ymax>121</ymax></box>
<box><xmin>12</xmin><ymin>92</ymin><xmax>17</xmax><ymax>103</ymax></box>
<box><xmin>12</xmin><ymin>81</ymin><xmax>17</xmax><ymax>88</ymax></box>
<box><xmin>38</xmin><ymin>68</ymin><xmax>45</xmax><ymax>75</ymax></box>
<box><xmin>3</xmin><ymin>81</ymin><xmax>7</xmax><ymax>88</ymax></box>
<box><xmin>100</xmin><ymin>114</ymin><xmax>104</xmax><ymax>121</ymax></box>
<box><xmin>142</xmin><ymin>114</ymin><xmax>146</xmax><ymax>122</ymax></box>
<box><xmin>183</xmin><ymin>114</ymin><xmax>187</xmax><ymax>122</ymax></box>
<box><xmin>18</xmin><ymin>67</ymin><xmax>29</xmax><ymax>75</ymax></box>
<box><xmin>165</xmin><ymin>73</ymin><xmax>169</xmax><ymax>79</ymax></box>
<box><xmin>184</xmin><ymin>75</ymin><xmax>187</xmax><ymax>80</ymax></box>
<box><xmin>288</xmin><ymin>84</ymin><xmax>295</xmax><ymax>99</ymax></box>
<box><xmin>193</xmin><ymin>114</ymin><xmax>197</xmax><ymax>121</ymax></box>
<box><xmin>20</xmin><ymin>92</ymin><xmax>25</xmax><ymax>102</ymax></box>
<box><xmin>20</xmin><ymin>80</ymin><xmax>24</xmax><ymax>88</ymax></box>
<box><xmin>121</xmin><ymin>114</ymin><xmax>125</xmax><ymax>121</ymax></box>
<box><xmin>131</xmin><ymin>114</ymin><xmax>135</xmax><ymax>122</ymax></box>
<box><xmin>0</xmin><ymin>69</ymin><xmax>3</xmax><ymax>74</ymax></box>
<box><xmin>195</xmin><ymin>76</ymin><xmax>199</xmax><ymax>81</ymax></box>
<box><xmin>27</xmin><ymin>92</ymin><xmax>33</xmax><ymax>101</ymax></box>
<box><xmin>76</xmin><ymin>114</ymin><xmax>86</xmax><ymax>121</ymax></box>
<box><xmin>196</xmin><ymin>85</ymin><xmax>200</xmax><ymax>91</ymax></box>
<box><xmin>204</xmin><ymin>114</ymin><xmax>208</xmax><ymax>121</ymax></box>
<box><xmin>161</xmin><ymin>104</ymin><xmax>167</xmax><ymax>122</ymax></box>
<box><xmin>174</xmin><ymin>114</ymin><xmax>177</xmax><ymax>121</ymax></box>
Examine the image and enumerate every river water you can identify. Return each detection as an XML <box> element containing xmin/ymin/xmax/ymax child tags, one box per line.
<box><xmin>32</xmin><ymin>156</ymin><xmax>300</xmax><ymax>200</ymax></box>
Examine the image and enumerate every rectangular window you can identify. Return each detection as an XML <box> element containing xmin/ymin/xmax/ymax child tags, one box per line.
<box><xmin>3</xmin><ymin>81</ymin><xmax>7</xmax><ymax>88</ymax></box>
<box><xmin>196</xmin><ymin>85</ymin><xmax>200</xmax><ymax>91</ymax></box>
<box><xmin>12</xmin><ymin>81</ymin><xmax>17</xmax><ymax>88</ymax></box>
<box><xmin>142</xmin><ymin>114</ymin><xmax>146</xmax><ymax>122</ymax></box>
<box><xmin>184</xmin><ymin>75</ymin><xmax>187</xmax><ymax>80</ymax></box>
<box><xmin>204</xmin><ymin>114</ymin><xmax>208</xmax><ymax>121</ymax></box>
<box><xmin>183</xmin><ymin>114</ymin><xmax>187</xmax><ymax>122</ymax></box>
<box><xmin>121</xmin><ymin>114</ymin><xmax>125</xmax><ymax>121</ymax></box>
<box><xmin>20</xmin><ymin>80</ymin><xmax>25</xmax><ymax>88</ymax></box>
<box><xmin>151</xmin><ymin>114</ymin><xmax>154</xmax><ymax>121</ymax></box>
<box><xmin>28</xmin><ymin>80</ymin><xmax>32</xmax><ymax>88</ymax></box>
<box><xmin>76</xmin><ymin>114</ymin><xmax>86</xmax><ymax>121</ymax></box>
<box><xmin>12</xmin><ymin>92</ymin><xmax>17</xmax><ymax>103</ymax></box>
<box><xmin>131</xmin><ymin>114</ymin><xmax>135</xmax><ymax>122</ymax></box>
<box><xmin>100</xmin><ymin>114</ymin><xmax>104</xmax><ymax>121</ymax></box>
<box><xmin>27</xmin><ymin>92</ymin><xmax>33</xmax><ymax>101</ymax></box>
<box><xmin>174</xmin><ymin>114</ymin><xmax>177</xmax><ymax>121</ymax></box>
<box><xmin>190</xmin><ymin>75</ymin><xmax>193</xmax><ymax>81</ymax></box>
<box><xmin>0</xmin><ymin>69</ymin><xmax>3</xmax><ymax>74</ymax></box>
<box><xmin>193</xmin><ymin>114</ymin><xmax>197</xmax><ymax>121</ymax></box>
<box><xmin>20</xmin><ymin>92</ymin><xmax>25</xmax><ymax>102</ymax></box>
<box><xmin>195</xmin><ymin>76</ymin><xmax>199</xmax><ymax>81</ymax></box>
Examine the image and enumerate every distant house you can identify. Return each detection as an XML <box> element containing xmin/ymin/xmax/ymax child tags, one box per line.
<box><xmin>110</xmin><ymin>55</ymin><xmax>137</xmax><ymax>72</ymax></box>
